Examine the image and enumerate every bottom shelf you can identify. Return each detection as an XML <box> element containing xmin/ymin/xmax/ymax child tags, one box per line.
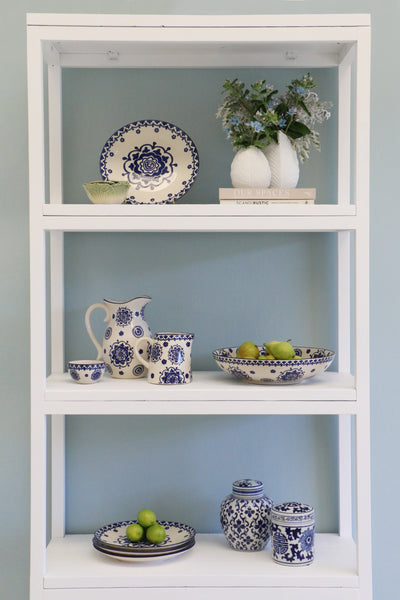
<box><xmin>45</xmin><ymin>533</ymin><xmax>358</xmax><ymax>593</ymax></box>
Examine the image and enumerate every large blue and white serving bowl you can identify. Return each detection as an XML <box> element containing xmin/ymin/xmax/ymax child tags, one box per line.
<box><xmin>212</xmin><ymin>346</ymin><xmax>335</xmax><ymax>385</ymax></box>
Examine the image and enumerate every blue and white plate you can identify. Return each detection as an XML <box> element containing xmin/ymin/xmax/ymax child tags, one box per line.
<box><xmin>99</xmin><ymin>120</ymin><xmax>199</xmax><ymax>204</ymax></box>
<box><xmin>93</xmin><ymin>520</ymin><xmax>196</xmax><ymax>555</ymax></box>
<box><xmin>92</xmin><ymin>537</ymin><xmax>196</xmax><ymax>562</ymax></box>
<box><xmin>212</xmin><ymin>346</ymin><xmax>335</xmax><ymax>385</ymax></box>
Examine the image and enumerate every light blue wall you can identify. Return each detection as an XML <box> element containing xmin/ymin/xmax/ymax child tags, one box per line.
<box><xmin>1</xmin><ymin>0</ymin><xmax>398</xmax><ymax>598</ymax></box>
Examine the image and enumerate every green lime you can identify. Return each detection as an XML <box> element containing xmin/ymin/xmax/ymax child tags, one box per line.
<box><xmin>126</xmin><ymin>523</ymin><xmax>144</xmax><ymax>542</ymax></box>
<box><xmin>137</xmin><ymin>509</ymin><xmax>157</xmax><ymax>528</ymax></box>
<box><xmin>146</xmin><ymin>523</ymin><xmax>166</xmax><ymax>544</ymax></box>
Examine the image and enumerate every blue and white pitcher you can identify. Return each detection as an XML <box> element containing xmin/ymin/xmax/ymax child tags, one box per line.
<box><xmin>85</xmin><ymin>296</ymin><xmax>151</xmax><ymax>379</ymax></box>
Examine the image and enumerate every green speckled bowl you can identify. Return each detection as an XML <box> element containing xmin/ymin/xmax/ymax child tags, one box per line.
<box><xmin>83</xmin><ymin>180</ymin><xmax>130</xmax><ymax>204</ymax></box>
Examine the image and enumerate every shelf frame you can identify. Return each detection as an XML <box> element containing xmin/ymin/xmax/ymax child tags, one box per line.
<box><xmin>27</xmin><ymin>13</ymin><xmax>371</xmax><ymax>600</ymax></box>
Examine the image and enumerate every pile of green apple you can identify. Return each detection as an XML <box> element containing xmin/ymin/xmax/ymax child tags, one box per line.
<box><xmin>126</xmin><ymin>509</ymin><xmax>166</xmax><ymax>544</ymax></box>
<box><xmin>236</xmin><ymin>340</ymin><xmax>300</xmax><ymax>360</ymax></box>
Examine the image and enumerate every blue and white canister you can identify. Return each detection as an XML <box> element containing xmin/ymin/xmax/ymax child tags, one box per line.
<box><xmin>271</xmin><ymin>502</ymin><xmax>315</xmax><ymax>566</ymax></box>
<box><xmin>220</xmin><ymin>479</ymin><xmax>273</xmax><ymax>551</ymax></box>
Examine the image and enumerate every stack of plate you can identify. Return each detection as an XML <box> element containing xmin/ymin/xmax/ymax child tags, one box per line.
<box><xmin>92</xmin><ymin>520</ymin><xmax>196</xmax><ymax>562</ymax></box>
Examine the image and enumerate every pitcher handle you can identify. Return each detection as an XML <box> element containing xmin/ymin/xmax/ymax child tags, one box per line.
<box><xmin>85</xmin><ymin>303</ymin><xmax>108</xmax><ymax>360</ymax></box>
<box><xmin>134</xmin><ymin>336</ymin><xmax>153</xmax><ymax>369</ymax></box>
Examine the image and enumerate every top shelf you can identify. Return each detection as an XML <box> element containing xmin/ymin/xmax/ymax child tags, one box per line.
<box><xmin>27</xmin><ymin>13</ymin><xmax>370</xmax><ymax>69</ymax></box>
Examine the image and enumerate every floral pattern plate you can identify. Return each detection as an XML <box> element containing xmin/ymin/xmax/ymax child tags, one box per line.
<box><xmin>93</xmin><ymin>540</ymin><xmax>195</xmax><ymax>562</ymax></box>
<box><xmin>93</xmin><ymin>538</ymin><xmax>195</xmax><ymax>562</ymax></box>
<box><xmin>212</xmin><ymin>346</ymin><xmax>335</xmax><ymax>385</ymax></box>
<box><xmin>99</xmin><ymin>120</ymin><xmax>199</xmax><ymax>204</ymax></box>
<box><xmin>93</xmin><ymin>520</ymin><xmax>196</xmax><ymax>555</ymax></box>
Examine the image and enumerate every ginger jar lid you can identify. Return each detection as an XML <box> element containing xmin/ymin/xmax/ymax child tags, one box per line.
<box><xmin>271</xmin><ymin>501</ymin><xmax>314</xmax><ymax>526</ymax></box>
<box><xmin>232</xmin><ymin>479</ymin><xmax>264</xmax><ymax>499</ymax></box>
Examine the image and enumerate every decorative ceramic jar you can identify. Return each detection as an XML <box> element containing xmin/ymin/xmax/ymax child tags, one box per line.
<box><xmin>263</xmin><ymin>131</ymin><xmax>300</xmax><ymax>188</ymax></box>
<box><xmin>220</xmin><ymin>479</ymin><xmax>273</xmax><ymax>551</ymax></box>
<box><xmin>230</xmin><ymin>146</ymin><xmax>271</xmax><ymax>188</ymax></box>
<box><xmin>271</xmin><ymin>501</ymin><xmax>315</xmax><ymax>566</ymax></box>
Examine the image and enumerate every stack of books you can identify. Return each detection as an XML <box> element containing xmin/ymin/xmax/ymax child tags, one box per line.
<box><xmin>219</xmin><ymin>188</ymin><xmax>316</xmax><ymax>205</ymax></box>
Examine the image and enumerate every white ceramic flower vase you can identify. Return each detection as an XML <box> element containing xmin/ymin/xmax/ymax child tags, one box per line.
<box><xmin>263</xmin><ymin>131</ymin><xmax>300</xmax><ymax>188</ymax></box>
<box><xmin>230</xmin><ymin>146</ymin><xmax>271</xmax><ymax>188</ymax></box>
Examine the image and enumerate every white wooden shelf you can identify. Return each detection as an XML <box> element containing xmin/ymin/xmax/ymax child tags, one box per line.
<box><xmin>41</xmin><ymin>204</ymin><xmax>358</xmax><ymax>232</ymax></box>
<box><xmin>45</xmin><ymin>533</ymin><xmax>358</xmax><ymax>592</ymax></box>
<box><xmin>44</xmin><ymin>371</ymin><xmax>356</xmax><ymax>415</ymax></box>
<box><xmin>28</xmin><ymin>12</ymin><xmax>372</xmax><ymax>600</ymax></box>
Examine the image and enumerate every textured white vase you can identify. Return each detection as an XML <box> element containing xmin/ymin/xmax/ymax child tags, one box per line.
<box><xmin>263</xmin><ymin>131</ymin><xmax>300</xmax><ymax>188</ymax></box>
<box><xmin>230</xmin><ymin>146</ymin><xmax>271</xmax><ymax>188</ymax></box>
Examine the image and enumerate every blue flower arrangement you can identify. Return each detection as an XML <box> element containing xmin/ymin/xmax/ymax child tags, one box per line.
<box><xmin>216</xmin><ymin>73</ymin><xmax>332</xmax><ymax>162</ymax></box>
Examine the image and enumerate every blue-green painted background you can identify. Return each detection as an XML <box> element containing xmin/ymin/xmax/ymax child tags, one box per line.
<box><xmin>1</xmin><ymin>1</ymin><xmax>398</xmax><ymax>598</ymax></box>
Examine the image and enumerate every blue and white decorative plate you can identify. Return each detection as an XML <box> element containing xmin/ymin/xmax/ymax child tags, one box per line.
<box><xmin>93</xmin><ymin>520</ymin><xmax>196</xmax><ymax>555</ymax></box>
<box><xmin>93</xmin><ymin>539</ymin><xmax>195</xmax><ymax>562</ymax></box>
<box><xmin>212</xmin><ymin>346</ymin><xmax>335</xmax><ymax>385</ymax></box>
<box><xmin>99</xmin><ymin>120</ymin><xmax>199</xmax><ymax>204</ymax></box>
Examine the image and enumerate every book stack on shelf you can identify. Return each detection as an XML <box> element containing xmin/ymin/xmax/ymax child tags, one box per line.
<box><xmin>219</xmin><ymin>188</ymin><xmax>316</xmax><ymax>205</ymax></box>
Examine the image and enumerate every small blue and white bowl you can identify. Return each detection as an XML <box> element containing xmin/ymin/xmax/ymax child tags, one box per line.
<box><xmin>68</xmin><ymin>360</ymin><xmax>105</xmax><ymax>384</ymax></box>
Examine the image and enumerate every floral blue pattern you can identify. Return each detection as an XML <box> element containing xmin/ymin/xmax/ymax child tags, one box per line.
<box><xmin>99</xmin><ymin>120</ymin><xmax>199</xmax><ymax>204</ymax></box>
<box><xmin>220</xmin><ymin>479</ymin><xmax>273</xmax><ymax>552</ymax></box>
<box><xmin>168</xmin><ymin>344</ymin><xmax>184</xmax><ymax>365</ymax></box>
<box><xmin>151</xmin><ymin>342</ymin><xmax>163</xmax><ymax>363</ymax></box>
<box><xmin>109</xmin><ymin>340</ymin><xmax>134</xmax><ymax>368</ymax></box>
<box><xmin>159</xmin><ymin>366</ymin><xmax>185</xmax><ymax>384</ymax></box>
<box><xmin>123</xmin><ymin>142</ymin><xmax>176</xmax><ymax>189</ymax></box>
<box><xmin>271</xmin><ymin>502</ymin><xmax>315</xmax><ymax>565</ymax></box>
<box><xmin>115</xmin><ymin>307</ymin><xmax>132</xmax><ymax>327</ymax></box>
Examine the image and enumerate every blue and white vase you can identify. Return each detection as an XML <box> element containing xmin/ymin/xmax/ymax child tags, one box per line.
<box><xmin>271</xmin><ymin>501</ymin><xmax>315</xmax><ymax>566</ymax></box>
<box><xmin>220</xmin><ymin>479</ymin><xmax>273</xmax><ymax>551</ymax></box>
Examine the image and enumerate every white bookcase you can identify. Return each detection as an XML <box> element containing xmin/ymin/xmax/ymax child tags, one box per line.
<box><xmin>27</xmin><ymin>13</ymin><xmax>371</xmax><ymax>600</ymax></box>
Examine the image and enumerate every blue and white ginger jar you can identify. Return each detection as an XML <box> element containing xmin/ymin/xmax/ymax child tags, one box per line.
<box><xmin>220</xmin><ymin>479</ymin><xmax>273</xmax><ymax>551</ymax></box>
<box><xmin>271</xmin><ymin>501</ymin><xmax>315</xmax><ymax>566</ymax></box>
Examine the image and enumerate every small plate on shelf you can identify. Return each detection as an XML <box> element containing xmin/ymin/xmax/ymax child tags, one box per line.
<box><xmin>99</xmin><ymin>120</ymin><xmax>199</xmax><ymax>204</ymax></box>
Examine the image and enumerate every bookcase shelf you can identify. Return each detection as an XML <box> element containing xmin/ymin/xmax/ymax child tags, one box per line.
<box><xmin>27</xmin><ymin>12</ymin><xmax>371</xmax><ymax>600</ymax></box>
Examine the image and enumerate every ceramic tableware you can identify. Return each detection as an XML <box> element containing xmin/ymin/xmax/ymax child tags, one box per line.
<box><xmin>93</xmin><ymin>520</ymin><xmax>196</xmax><ymax>553</ymax></box>
<box><xmin>271</xmin><ymin>502</ymin><xmax>315</xmax><ymax>566</ymax></box>
<box><xmin>220</xmin><ymin>479</ymin><xmax>273</xmax><ymax>551</ymax></box>
<box><xmin>83</xmin><ymin>180</ymin><xmax>130</xmax><ymax>204</ymax></box>
<box><xmin>68</xmin><ymin>360</ymin><xmax>105</xmax><ymax>384</ymax></box>
<box><xmin>99</xmin><ymin>120</ymin><xmax>199</xmax><ymax>204</ymax></box>
<box><xmin>212</xmin><ymin>346</ymin><xmax>335</xmax><ymax>385</ymax></box>
<box><xmin>85</xmin><ymin>296</ymin><xmax>152</xmax><ymax>379</ymax></box>
<box><xmin>134</xmin><ymin>332</ymin><xmax>194</xmax><ymax>384</ymax></box>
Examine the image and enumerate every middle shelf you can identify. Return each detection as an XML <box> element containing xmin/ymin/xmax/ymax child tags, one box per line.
<box><xmin>44</xmin><ymin>371</ymin><xmax>356</xmax><ymax>415</ymax></box>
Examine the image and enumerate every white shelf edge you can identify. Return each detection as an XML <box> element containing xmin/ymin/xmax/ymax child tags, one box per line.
<box><xmin>43</xmin><ymin>204</ymin><xmax>357</xmax><ymax>216</ymax></box>
<box><xmin>43</xmin><ymin>371</ymin><xmax>357</xmax><ymax>414</ymax></box>
<box><xmin>40</xmin><ymin>205</ymin><xmax>358</xmax><ymax>232</ymax></box>
<box><xmin>27</xmin><ymin>13</ymin><xmax>371</xmax><ymax>28</ymax></box>
<box><xmin>45</xmin><ymin>533</ymin><xmax>358</xmax><ymax>590</ymax></box>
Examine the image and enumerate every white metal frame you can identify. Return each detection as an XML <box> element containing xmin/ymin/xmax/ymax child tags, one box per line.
<box><xmin>27</xmin><ymin>13</ymin><xmax>371</xmax><ymax>600</ymax></box>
